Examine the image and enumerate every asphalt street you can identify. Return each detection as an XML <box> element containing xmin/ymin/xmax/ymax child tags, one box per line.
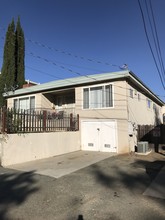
<box><xmin>0</xmin><ymin>151</ymin><xmax>164</xmax><ymax>220</ymax></box>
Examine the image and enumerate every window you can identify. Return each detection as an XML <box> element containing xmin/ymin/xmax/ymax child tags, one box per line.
<box><xmin>30</xmin><ymin>96</ymin><xmax>35</xmax><ymax>110</ymax></box>
<box><xmin>147</xmin><ymin>98</ymin><xmax>151</xmax><ymax>109</ymax></box>
<box><xmin>19</xmin><ymin>97</ymin><xmax>29</xmax><ymax>110</ymax></box>
<box><xmin>83</xmin><ymin>84</ymin><xmax>113</xmax><ymax>109</ymax></box>
<box><xmin>13</xmin><ymin>96</ymin><xmax>35</xmax><ymax>111</ymax></box>
<box><xmin>130</xmin><ymin>89</ymin><xmax>133</xmax><ymax>98</ymax></box>
<box><xmin>138</xmin><ymin>93</ymin><xmax>141</xmax><ymax>101</ymax></box>
<box><xmin>153</xmin><ymin>103</ymin><xmax>156</xmax><ymax>110</ymax></box>
<box><xmin>14</xmin><ymin>99</ymin><xmax>19</xmax><ymax>109</ymax></box>
<box><xmin>83</xmin><ymin>88</ymin><xmax>89</xmax><ymax>109</ymax></box>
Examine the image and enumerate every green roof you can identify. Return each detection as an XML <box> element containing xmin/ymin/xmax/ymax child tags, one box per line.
<box><xmin>3</xmin><ymin>70</ymin><xmax>164</xmax><ymax>106</ymax></box>
<box><xmin>4</xmin><ymin>70</ymin><xmax>129</xmax><ymax>96</ymax></box>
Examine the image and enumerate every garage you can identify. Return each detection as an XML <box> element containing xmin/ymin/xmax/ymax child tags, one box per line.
<box><xmin>81</xmin><ymin>120</ymin><xmax>117</xmax><ymax>152</ymax></box>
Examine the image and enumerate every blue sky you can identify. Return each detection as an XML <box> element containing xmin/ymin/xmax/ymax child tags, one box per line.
<box><xmin>0</xmin><ymin>0</ymin><xmax>165</xmax><ymax>101</ymax></box>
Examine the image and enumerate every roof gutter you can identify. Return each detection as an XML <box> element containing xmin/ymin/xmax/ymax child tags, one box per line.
<box><xmin>128</xmin><ymin>71</ymin><xmax>164</xmax><ymax>106</ymax></box>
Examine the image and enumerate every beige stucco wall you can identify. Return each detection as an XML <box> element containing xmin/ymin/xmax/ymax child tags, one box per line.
<box><xmin>0</xmin><ymin>131</ymin><xmax>80</xmax><ymax>166</ymax></box>
<box><xmin>7</xmin><ymin>93</ymin><xmax>58</xmax><ymax>113</ymax></box>
<box><xmin>127</xmin><ymin>84</ymin><xmax>163</xmax><ymax>125</ymax></box>
<box><xmin>75</xmin><ymin>81</ymin><xmax>128</xmax><ymax>120</ymax></box>
<box><xmin>117</xmin><ymin>119</ymin><xmax>130</xmax><ymax>153</ymax></box>
<box><xmin>75</xmin><ymin>81</ymin><xmax>130</xmax><ymax>153</ymax></box>
<box><xmin>75</xmin><ymin>80</ymin><xmax>164</xmax><ymax>153</ymax></box>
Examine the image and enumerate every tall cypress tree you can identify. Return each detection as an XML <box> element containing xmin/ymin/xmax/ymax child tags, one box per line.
<box><xmin>15</xmin><ymin>16</ymin><xmax>25</xmax><ymax>87</ymax></box>
<box><xmin>0</xmin><ymin>17</ymin><xmax>25</xmax><ymax>107</ymax></box>
<box><xmin>1</xmin><ymin>19</ymin><xmax>15</xmax><ymax>88</ymax></box>
<box><xmin>0</xmin><ymin>19</ymin><xmax>15</xmax><ymax>106</ymax></box>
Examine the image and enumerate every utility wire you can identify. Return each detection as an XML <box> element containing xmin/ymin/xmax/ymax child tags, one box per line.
<box><xmin>1</xmin><ymin>47</ymin><xmax>164</xmax><ymax>101</ymax></box>
<box><xmin>27</xmin><ymin>51</ymin><xmax>97</xmax><ymax>81</ymax></box>
<box><xmin>0</xmin><ymin>35</ymin><xmax>111</xmax><ymax>79</ymax></box>
<box><xmin>138</xmin><ymin>0</ymin><xmax>165</xmax><ymax>90</ymax></box>
<box><xmin>26</xmin><ymin>37</ymin><xmax>120</xmax><ymax>68</ymax></box>
<box><xmin>148</xmin><ymin>0</ymin><xmax>165</xmax><ymax>81</ymax></box>
<box><xmin>145</xmin><ymin>0</ymin><xmax>165</xmax><ymax>83</ymax></box>
<box><xmin>0</xmin><ymin>26</ymin><xmax>125</xmax><ymax>70</ymax></box>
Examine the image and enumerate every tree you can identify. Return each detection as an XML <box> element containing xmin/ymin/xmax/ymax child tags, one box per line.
<box><xmin>1</xmin><ymin>19</ymin><xmax>15</xmax><ymax>88</ymax></box>
<box><xmin>15</xmin><ymin>16</ymin><xmax>25</xmax><ymax>87</ymax></box>
<box><xmin>0</xmin><ymin>17</ymin><xmax>25</xmax><ymax>107</ymax></box>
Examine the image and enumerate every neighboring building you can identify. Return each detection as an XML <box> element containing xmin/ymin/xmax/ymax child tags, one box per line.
<box><xmin>3</xmin><ymin>70</ymin><xmax>165</xmax><ymax>154</ymax></box>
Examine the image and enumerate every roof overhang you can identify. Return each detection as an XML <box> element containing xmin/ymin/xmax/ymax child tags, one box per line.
<box><xmin>3</xmin><ymin>70</ymin><xmax>164</xmax><ymax>106</ymax></box>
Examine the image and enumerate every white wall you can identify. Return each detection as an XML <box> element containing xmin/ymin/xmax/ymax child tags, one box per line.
<box><xmin>0</xmin><ymin>131</ymin><xmax>80</xmax><ymax>166</ymax></box>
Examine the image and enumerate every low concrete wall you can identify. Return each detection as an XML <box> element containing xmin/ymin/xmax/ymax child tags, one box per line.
<box><xmin>0</xmin><ymin>131</ymin><xmax>80</xmax><ymax>166</ymax></box>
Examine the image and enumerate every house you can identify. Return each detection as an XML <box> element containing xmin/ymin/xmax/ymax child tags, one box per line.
<box><xmin>1</xmin><ymin>70</ymin><xmax>164</xmax><ymax>166</ymax></box>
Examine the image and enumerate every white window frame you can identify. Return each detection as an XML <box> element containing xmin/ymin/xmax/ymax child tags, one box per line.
<box><xmin>13</xmin><ymin>96</ymin><xmax>35</xmax><ymax>111</ymax></box>
<box><xmin>82</xmin><ymin>83</ymin><xmax>114</xmax><ymax>109</ymax></box>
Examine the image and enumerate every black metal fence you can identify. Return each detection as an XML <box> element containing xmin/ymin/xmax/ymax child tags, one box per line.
<box><xmin>0</xmin><ymin>107</ymin><xmax>79</xmax><ymax>133</ymax></box>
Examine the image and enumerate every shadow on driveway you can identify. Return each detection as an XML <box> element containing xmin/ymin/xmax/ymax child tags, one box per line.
<box><xmin>0</xmin><ymin>170</ymin><xmax>39</xmax><ymax>220</ymax></box>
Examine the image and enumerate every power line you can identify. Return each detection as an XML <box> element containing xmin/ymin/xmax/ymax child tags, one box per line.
<box><xmin>27</xmin><ymin>51</ymin><xmax>97</xmax><ymax>81</ymax></box>
<box><xmin>1</xmin><ymin>40</ymin><xmax>164</xmax><ymax>101</ymax></box>
<box><xmin>0</xmin><ymin>26</ymin><xmax>125</xmax><ymax>70</ymax></box>
<box><xmin>148</xmin><ymin>0</ymin><xmax>165</xmax><ymax>81</ymax></box>
<box><xmin>26</xmin><ymin>66</ymin><xmax>66</xmax><ymax>80</ymax></box>
<box><xmin>0</xmin><ymin>27</ymin><xmax>130</xmax><ymax>85</ymax></box>
<box><xmin>137</xmin><ymin>0</ymin><xmax>165</xmax><ymax>90</ymax></box>
<box><xmin>0</xmin><ymin>38</ymin><xmax>98</xmax><ymax>81</ymax></box>
<box><xmin>25</xmin><ymin>37</ymin><xmax>120</xmax><ymax>68</ymax></box>
<box><xmin>145</xmin><ymin>0</ymin><xmax>165</xmax><ymax>83</ymax></box>
<box><xmin>0</xmin><ymin>35</ymin><xmax>111</xmax><ymax>80</ymax></box>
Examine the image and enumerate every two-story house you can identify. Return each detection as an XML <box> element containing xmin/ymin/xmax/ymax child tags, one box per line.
<box><xmin>4</xmin><ymin>70</ymin><xmax>164</xmax><ymax>155</ymax></box>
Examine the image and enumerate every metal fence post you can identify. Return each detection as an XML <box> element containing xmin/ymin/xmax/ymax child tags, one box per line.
<box><xmin>70</xmin><ymin>113</ymin><xmax>73</xmax><ymax>131</ymax></box>
<box><xmin>77</xmin><ymin>114</ymin><xmax>79</xmax><ymax>131</ymax></box>
<box><xmin>43</xmin><ymin>110</ymin><xmax>47</xmax><ymax>132</ymax></box>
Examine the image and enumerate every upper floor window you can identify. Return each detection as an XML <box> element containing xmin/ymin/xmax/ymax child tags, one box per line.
<box><xmin>130</xmin><ymin>89</ymin><xmax>133</xmax><ymax>98</ymax></box>
<box><xmin>14</xmin><ymin>96</ymin><xmax>35</xmax><ymax>111</ymax></box>
<box><xmin>83</xmin><ymin>84</ymin><xmax>113</xmax><ymax>109</ymax></box>
<box><xmin>147</xmin><ymin>98</ymin><xmax>152</xmax><ymax>109</ymax></box>
<box><xmin>138</xmin><ymin>93</ymin><xmax>141</xmax><ymax>101</ymax></box>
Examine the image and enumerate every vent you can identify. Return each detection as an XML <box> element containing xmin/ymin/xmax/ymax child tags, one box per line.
<box><xmin>104</xmin><ymin>144</ymin><xmax>110</xmax><ymax>148</ymax></box>
<box><xmin>137</xmin><ymin>141</ymin><xmax>149</xmax><ymax>153</ymax></box>
<box><xmin>88</xmin><ymin>143</ymin><xmax>94</xmax><ymax>147</ymax></box>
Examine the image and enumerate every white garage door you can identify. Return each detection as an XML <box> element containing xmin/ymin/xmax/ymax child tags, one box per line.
<box><xmin>81</xmin><ymin>121</ymin><xmax>117</xmax><ymax>152</ymax></box>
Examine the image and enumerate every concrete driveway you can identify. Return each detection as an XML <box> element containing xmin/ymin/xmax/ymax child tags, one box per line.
<box><xmin>7</xmin><ymin>151</ymin><xmax>116</xmax><ymax>178</ymax></box>
<box><xmin>1</xmin><ymin>151</ymin><xmax>165</xmax><ymax>220</ymax></box>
